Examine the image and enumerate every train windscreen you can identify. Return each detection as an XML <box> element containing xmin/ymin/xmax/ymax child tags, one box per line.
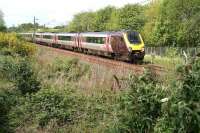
<box><xmin>127</xmin><ymin>32</ymin><xmax>141</xmax><ymax>44</ymax></box>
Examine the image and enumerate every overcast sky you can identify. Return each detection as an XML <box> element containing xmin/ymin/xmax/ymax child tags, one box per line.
<box><xmin>0</xmin><ymin>0</ymin><xmax>147</xmax><ymax>27</ymax></box>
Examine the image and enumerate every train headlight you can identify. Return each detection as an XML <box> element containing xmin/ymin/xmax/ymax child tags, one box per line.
<box><xmin>141</xmin><ymin>47</ymin><xmax>145</xmax><ymax>52</ymax></box>
<box><xmin>128</xmin><ymin>47</ymin><xmax>132</xmax><ymax>52</ymax></box>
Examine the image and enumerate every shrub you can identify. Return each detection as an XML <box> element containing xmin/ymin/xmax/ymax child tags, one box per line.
<box><xmin>0</xmin><ymin>88</ymin><xmax>21</xmax><ymax>133</ymax></box>
<box><xmin>0</xmin><ymin>56</ymin><xmax>40</xmax><ymax>94</ymax></box>
<box><xmin>0</xmin><ymin>56</ymin><xmax>18</xmax><ymax>80</ymax></box>
<box><xmin>24</xmin><ymin>87</ymin><xmax>78</xmax><ymax>127</ymax></box>
<box><xmin>15</xmin><ymin>59</ymin><xmax>41</xmax><ymax>95</ymax></box>
<box><xmin>0</xmin><ymin>90</ymin><xmax>11</xmax><ymax>133</ymax></box>
<box><xmin>51</xmin><ymin>58</ymin><xmax>91</xmax><ymax>81</ymax></box>
<box><xmin>0</xmin><ymin>32</ymin><xmax>36</xmax><ymax>57</ymax></box>
<box><xmin>155</xmin><ymin>59</ymin><xmax>200</xmax><ymax>133</ymax></box>
<box><xmin>115</xmin><ymin>70</ymin><xmax>165</xmax><ymax>133</ymax></box>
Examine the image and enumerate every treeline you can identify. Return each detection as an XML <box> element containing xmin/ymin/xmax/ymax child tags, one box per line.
<box><xmin>2</xmin><ymin>0</ymin><xmax>200</xmax><ymax>47</ymax></box>
<box><xmin>66</xmin><ymin>0</ymin><xmax>200</xmax><ymax>47</ymax></box>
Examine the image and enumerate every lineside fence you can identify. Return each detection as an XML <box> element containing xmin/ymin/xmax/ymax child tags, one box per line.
<box><xmin>145</xmin><ymin>47</ymin><xmax>200</xmax><ymax>57</ymax></box>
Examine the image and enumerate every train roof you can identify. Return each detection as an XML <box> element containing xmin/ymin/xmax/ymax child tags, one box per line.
<box><xmin>80</xmin><ymin>32</ymin><xmax>123</xmax><ymax>37</ymax></box>
<box><xmin>56</xmin><ymin>33</ymin><xmax>78</xmax><ymax>36</ymax></box>
<box><xmin>22</xmin><ymin>31</ymin><xmax>139</xmax><ymax>37</ymax></box>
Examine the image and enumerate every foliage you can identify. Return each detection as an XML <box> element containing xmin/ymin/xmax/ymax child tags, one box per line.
<box><xmin>50</xmin><ymin>58</ymin><xmax>91</xmax><ymax>81</ymax></box>
<box><xmin>118</xmin><ymin>4</ymin><xmax>145</xmax><ymax>31</ymax></box>
<box><xmin>143</xmin><ymin>0</ymin><xmax>200</xmax><ymax>46</ymax></box>
<box><xmin>0</xmin><ymin>89</ymin><xmax>12</xmax><ymax>133</ymax></box>
<box><xmin>67</xmin><ymin>12</ymin><xmax>96</xmax><ymax>32</ymax></box>
<box><xmin>165</xmin><ymin>47</ymin><xmax>179</xmax><ymax>58</ymax></box>
<box><xmin>0</xmin><ymin>32</ymin><xmax>36</xmax><ymax>56</ymax></box>
<box><xmin>66</xmin><ymin>0</ymin><xmax>200</xmax><ymax>47</ymax></box>
<box><xmin>154</xmin><ymin>59</ymin><xmax>200</xmax><ymax>133</ymax></box>
<box><xmin>113</xmin><ymin>70</ymin><xmax>165</xmax><ymax>133</ymax></box>
<box><xmin>8</xmin><ymin>22</ymin><xmax>44</xmax><ymax>32</ymax></box>
<box><xmin>0</xmin><ymin>56</ymin><xmax>41</xmax><ymax>95</ymax></box>
<box><xmin>94</xmin><ymin>6</ymin><xmax>117</xmax><ymax>31</ymax></box>
<box><xmin>15</xmin><ymin>59</ymin><xmax>41</xmax><ymax>94</ymax></box>
<box><xmin>67</xmin><ymin>4</ymin><xmax>145</xmax><ymax>32</ymax></box>
<box><xmin>23</xmin><ymin>87</ymin><xmax>77</xmax><ymax>127</ymax></box>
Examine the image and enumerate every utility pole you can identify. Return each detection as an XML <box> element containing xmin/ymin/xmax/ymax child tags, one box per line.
<box><xmin>33</xmin><ymin>16</ymin><xmax>36</xmax><ymax>42</ymax></box>
<box><xmin>33</xmin><ymin>16</ymin><xmax>38</xmax><ymax>42</ymax></box>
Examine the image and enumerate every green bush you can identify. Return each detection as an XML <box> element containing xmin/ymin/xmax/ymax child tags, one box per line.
<box><xmin>0</xmin><ymin>90</ymin><xmax>11</xmax><ymax>133</ymax></box>
<box><xmin>114</xmin><ymin>70</ymin><xmax>165</xmax><ymax>133</ymax></box>
<box><xmin>51</xmin><ymin>58</ymin><xmax>91</xmax><ymax>81</ymax></box>
<box><xmin>155</xmin><ymin>59</ymin><xmax>200</xmax><ymax>133</ymax></box>
<box><xmin>0</xmin><ymin>87</ymin><xmax>21</xmax><ymax>133</ymax></box>
<box><xmin>23</xmin><ymin>87</ymin><xmax>78</xmax><ymax>127</ymax></box>
<box><xmin>0</xmin><ymin>56</ymin><xmax>40</xmax><ymax>94</ymax></box>
<box><xmin>15</xmin><ymin>59</ymin><xmax>41</xmax><ymax>94</ymax></box>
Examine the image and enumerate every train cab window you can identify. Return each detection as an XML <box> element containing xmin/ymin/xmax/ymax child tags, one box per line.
<box><xmin>58</xmin><ymin>36</ymin><xmax>71</xmax><ymax>41</ymax></box>
<box><xmin>86</xmin><ymin>37</ymin><xmax>105</xmax><ymax>44</ymax></box>
<box><xmin>127</xmin><ymin>32</ymin><xmax>141</xmax><ymax>44</ymax></box>
<box><xmin>43</xmin><ymin>35</ymin><xmax>52</xmax><ymax>39</ymax></box>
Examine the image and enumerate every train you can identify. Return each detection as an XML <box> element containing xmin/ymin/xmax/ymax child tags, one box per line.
<box><xmin>20</xmin><ymin>31</ymin><xmax>145</xmax><ymax>62</ymax></box>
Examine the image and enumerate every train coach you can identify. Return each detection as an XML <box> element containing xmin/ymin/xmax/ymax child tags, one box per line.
<box><xmin>20</xmin><ymin>31</ymin><xmax>145</xmax><ymax>62</ymax></box>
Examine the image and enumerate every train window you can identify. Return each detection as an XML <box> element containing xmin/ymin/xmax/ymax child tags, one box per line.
<box><xmin>86</xmin><ymin>37</ymin><xmax>105</xmax><ymax>44</ymax></box>
<box><xmin>58</xmin><ymin>36</ymin><xmax>71</xmax><ymax>41</ymax></box>
<box><xmin>127</xmin><ymin>32</ymin><xmax>141</xmax><ymax>44</ymax></box>
<box><xmin>36</xmin><ymin>35</ymin><xmax>40</xmax><ymax>38</ymax></box>
<box><xmin>43</xmin><ymin>35</ymin><xmax>52</xmax><ymax>39</ymax></box>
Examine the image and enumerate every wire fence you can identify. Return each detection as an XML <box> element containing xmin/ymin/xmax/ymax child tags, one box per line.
<box><xmin>145</xmin><ymin>47</ymin><xmax>200</xmax><ymax>57</ymax></box>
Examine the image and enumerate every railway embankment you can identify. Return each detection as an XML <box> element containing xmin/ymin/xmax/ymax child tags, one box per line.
<box><xmin>0</xmin><ymin>33</ymin><xmax>199</xmax><ymax>132</ymax></box>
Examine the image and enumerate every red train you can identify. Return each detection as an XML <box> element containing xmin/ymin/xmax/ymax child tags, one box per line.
<box><xmin>21</xmin><ymin>31</ymin><xmax>145</xmax><ymax>62</ymax></box>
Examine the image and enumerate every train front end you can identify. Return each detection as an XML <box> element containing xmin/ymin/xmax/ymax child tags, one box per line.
<box><xmin>123</xmin><ymin>31</ymin><xmax>145</xmax><ymax>61</ymax></box>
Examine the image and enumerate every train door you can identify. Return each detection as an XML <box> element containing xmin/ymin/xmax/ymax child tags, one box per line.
<box><xmin>110</xmin><ymin>36</ymin><xmax>128</xmax><ymax>54</ymax></box>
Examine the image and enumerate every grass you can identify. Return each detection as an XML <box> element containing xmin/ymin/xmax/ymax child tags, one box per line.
<box><xmin>144</xmin><ymin>55</ymin><xmax>184</xmax><ymax>70</ymax></box>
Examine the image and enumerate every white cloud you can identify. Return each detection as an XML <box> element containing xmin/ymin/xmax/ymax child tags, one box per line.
<box><xmin>0</xmin><ymin>0</ymin><xmax>146</xmax><ymax>27</ymax></box>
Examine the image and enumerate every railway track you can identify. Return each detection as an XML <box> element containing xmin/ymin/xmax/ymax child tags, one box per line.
<box><xmin>36</xmin><ymin>44</ymin><xmax>167</xmax><ymax>75</ymax></box>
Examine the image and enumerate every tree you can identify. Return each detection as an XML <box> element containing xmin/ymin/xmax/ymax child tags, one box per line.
<box><xmin>147</xmin><ymin>0</ymin><xmax>200</xmax><ymax>46</ymax></box>
<box><xmin>118</xmin><ymin>4</ymin><xmax>145</xmax><ymax>31</ymax></box>
<box><xmin>67</xmin><ymin>12</ymin><xmax>96</xmax><ymax>32</ymax></box>
<box><xmin>94</xmin><ymin>6</ymin><xmax>116</xmax><ymax>31</ymax></box>
<box><xmin>142</xmin><ymin>0</ymin><xmax>161</xmax><ymax>46</ymax></box>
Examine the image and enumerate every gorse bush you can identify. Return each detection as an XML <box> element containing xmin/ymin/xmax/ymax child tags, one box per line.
<box><xmin>0</xmin><ymin>32</ymin><xmax>36</xmax><ymax>56</ymax></box>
